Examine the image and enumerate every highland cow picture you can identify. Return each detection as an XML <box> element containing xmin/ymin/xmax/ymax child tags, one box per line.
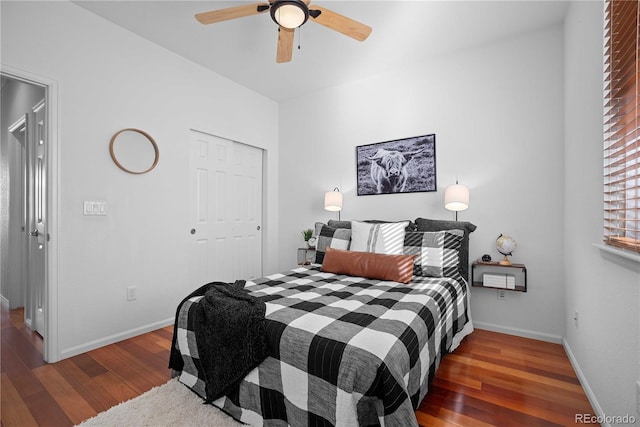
<box><xmin>356</xmin><ymin>134</ymin><xmax>436</xmax><ymax>196</ymax></box>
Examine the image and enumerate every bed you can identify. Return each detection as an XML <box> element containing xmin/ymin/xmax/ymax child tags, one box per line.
<box><xmin>169</xmin><ymin>218</ymin><xmax>476</xmax><ymax>427</ymax></box>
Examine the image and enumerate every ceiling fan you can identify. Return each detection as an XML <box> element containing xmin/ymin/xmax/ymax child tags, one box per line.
<box><xmin>195</xmin><ymin>0</ymin><xmax>372</xmax><ymax>63</ymax></box>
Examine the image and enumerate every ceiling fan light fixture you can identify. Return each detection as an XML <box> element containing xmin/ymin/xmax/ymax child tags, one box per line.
<box><xmin>271</xmin><ymin>0</ymin><xmax>309</xmax><ymax>29</ymax></box>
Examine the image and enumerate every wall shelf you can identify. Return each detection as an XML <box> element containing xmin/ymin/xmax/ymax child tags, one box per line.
<box><xmin>471</xmin><ymin>261</ymin><xmax>527</xmax><ymax>292</ymax></box>
<box><xmin>297</xmin><ymin>247</ymin><xmax>316</xmax><ymax>266</ymax></box>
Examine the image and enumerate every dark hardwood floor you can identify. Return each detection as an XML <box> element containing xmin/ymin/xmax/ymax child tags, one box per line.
<box><xmin>2</xmin><ymin>305</ymin><xmax>595</xmax><ymax>426</ymax></box>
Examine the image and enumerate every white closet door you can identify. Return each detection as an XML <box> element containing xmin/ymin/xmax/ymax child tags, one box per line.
<box><xmin>189</xmin><ymin>130</ymin><xmax>263</xmax><ymax>286</ymax></box>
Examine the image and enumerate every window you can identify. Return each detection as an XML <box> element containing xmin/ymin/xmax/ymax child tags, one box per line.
<box><xmin>604</xmin><ymin>0</ymin><xmax>640</xmax><ymax>253</ymax></box>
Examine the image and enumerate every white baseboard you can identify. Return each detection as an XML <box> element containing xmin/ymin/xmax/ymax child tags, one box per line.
<box><xmin>473</xmin><ymin>321</ymin><xmax>563</xmax><ymax>344</ymax></box>
<box><xmin>0</xmin><ymin>294</ymin><xmax>8</xmax><ymax>308</ymax></box>
<box><xmin>59</xmin><ymin>317</ymin><xmax>175</xmax><ymax>360</ymax></box>
<box><xmin>562</xmin><ymin>338</ymin><xmax>608</xmax><ymax>427</ymax></box>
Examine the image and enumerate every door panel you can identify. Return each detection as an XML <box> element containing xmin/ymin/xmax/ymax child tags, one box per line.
<box><xmin>27</xmin><ymin>99</ymin><xmax>46</xmax><ymax>336</ymax></box>
<box><xmin>189</xmin><ymin>131</ymin><xmax>263</xmax><ymax>287</ymax></box>
<box><xmin>233</xmin><ymin>143</ymin><xmax>262</xmax><ymax>280</ymax></box>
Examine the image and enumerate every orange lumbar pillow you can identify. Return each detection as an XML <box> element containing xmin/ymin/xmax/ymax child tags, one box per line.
<box><xmin>321</xmin><ymin>247</ymin><xmax>415</xmax><ymax>284</ymax></box>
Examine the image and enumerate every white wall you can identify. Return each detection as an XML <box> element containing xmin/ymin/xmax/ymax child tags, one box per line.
<box><xmin>279</xmin><ymin>24</ymin><xmax>566</xmax><ymax>341</ymax></box>
<box><xmin>564</xmin><ymin>1</ymin><xmax>640</xmax><ymax>422</ymax></box>
<box><xmin>1</xmin><ymin>1</ymin><xmax>279</xmax><ymax>359</ymax></box>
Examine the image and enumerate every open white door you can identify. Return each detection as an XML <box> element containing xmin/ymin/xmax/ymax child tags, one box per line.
<box><xmin>26</xmin><ymin>99</ymin><xmax>46</xmax><ymax>336</ymax></box>
<box><xmin>189</xmin><ymin>130</ymin><xmax>263</xmax><ymax>287</ymax></box>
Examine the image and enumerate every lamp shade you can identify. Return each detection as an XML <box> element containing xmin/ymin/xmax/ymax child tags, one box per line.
<box><xmin>444</xmin><ymin>183</ymin><xmax>469</xmax><ymax>212</ymax></box>
<box><xmin>324</xmin><ymin>189</ymin><xmax>343</xmax><ymax>212</ymax></box>
<box><xmin>271</xmin><ymin>0</ymin><xmax>308</xmax><ymax>29</ymax></box>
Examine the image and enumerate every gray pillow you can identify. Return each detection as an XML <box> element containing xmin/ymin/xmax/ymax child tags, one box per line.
<box><xmin>327</xmin><ymin>220</ymin><xmax>352</xmax><ymax>229</ymax></box>
<box><xmin>328</xmin><ymin>219</ymin><xmax>417</xmax><ymax>232</ymax></box>
<box><xmin>414</xmin><ymin>218</ymin><xmax>477</xmax><ymax>280</ymax></box>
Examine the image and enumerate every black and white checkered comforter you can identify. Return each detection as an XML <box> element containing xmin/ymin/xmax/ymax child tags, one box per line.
<box><xmin>173</xmin><ymin>266</ymin><xmax>469</xmax><ymax>426</ymax></box>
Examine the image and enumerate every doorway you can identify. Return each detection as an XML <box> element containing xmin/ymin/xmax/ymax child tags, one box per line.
<box><xmin>1</xmin><ymin>69</ymin><xmax>58</xmax><ymax>362</ymax></box>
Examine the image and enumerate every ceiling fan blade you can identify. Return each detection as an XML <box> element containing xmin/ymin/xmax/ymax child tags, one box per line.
<box><xmin>309</xmin><ymin>6</ymin><xmax>372</xmax><ymax>41</ymax></box>
<box><xmin>195</xmin><ymin>3</ymin><xmax>270</xmax><ymax>25</ymax></box>
<box><xmin>309</xmin><ymin>6</ymin><xmax>371</xmax><ymax>41</ymax></box>
<box><xmin>276</xmin><ymin>27</ymin><xmax>295</xmax><ymax>63</ymax></box>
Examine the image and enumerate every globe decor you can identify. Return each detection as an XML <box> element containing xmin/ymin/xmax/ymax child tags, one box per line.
<box><xmin>496</xmin><ymin>234</ymin><xmax>517</xmax><ymax>266</ymax></box>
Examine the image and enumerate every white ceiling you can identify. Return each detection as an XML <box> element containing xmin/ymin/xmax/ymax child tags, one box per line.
<box><xmin>75</xmin><ymin>1</ymin><xmax>569</xmax><ymax>102</ymax></box>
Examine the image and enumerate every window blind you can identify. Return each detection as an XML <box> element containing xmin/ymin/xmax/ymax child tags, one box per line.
<box><xmin>604</xmin><ymin>0</ymin><xmax>640</xmax><ymax>253</ymax></box>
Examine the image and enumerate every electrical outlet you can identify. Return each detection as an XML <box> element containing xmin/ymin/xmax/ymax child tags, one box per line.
<box><xmin>497</xmin><ymin>289</ymin><xmax>506</xmax><ymax>300</ymax></box>
<box><xmin>127</xmin><ymin>286</ymin><xmax>137</xmax><ymax>301</ymax></box>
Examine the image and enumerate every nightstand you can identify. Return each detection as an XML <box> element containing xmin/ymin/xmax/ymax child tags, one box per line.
<box><xmin>297</xmin><ymin>248</ymin><xmax>316</xmax><ymax>265</ymax></box>
<box><xmin>471</xmin><ymin>261</ymin><xmax>527</xmax><ymax>292</ymax></box>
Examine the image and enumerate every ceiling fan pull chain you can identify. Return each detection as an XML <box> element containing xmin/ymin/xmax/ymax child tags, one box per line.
<box><xmin>297</xmin><ymin>27</ymin><xmax>301</xmax><ymax>50</ymax></box>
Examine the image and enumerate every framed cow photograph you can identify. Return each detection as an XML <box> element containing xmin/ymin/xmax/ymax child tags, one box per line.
<box><xmin>356</xmin><ymin>134</ymin><xmax>436</xmax><ymax>196</ymax></box>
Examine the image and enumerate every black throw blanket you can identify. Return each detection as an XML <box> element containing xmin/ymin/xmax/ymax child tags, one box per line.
<box><xmin>169</xmin><ymin>280</ymin><xmax>269</xmax><ymax>403</ymax></box>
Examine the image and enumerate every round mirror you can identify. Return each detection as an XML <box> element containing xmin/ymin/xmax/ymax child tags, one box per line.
<box><xmin>109</xmin><ymin>128</ymin><xmax>159</xmax><ymax>174</ymax></box>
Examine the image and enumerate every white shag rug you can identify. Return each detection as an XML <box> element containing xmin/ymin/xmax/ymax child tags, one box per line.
<box><xmin>77</xmin><ymin>378</ymin><xmax>244</xmax><ymax>427</ymax></box>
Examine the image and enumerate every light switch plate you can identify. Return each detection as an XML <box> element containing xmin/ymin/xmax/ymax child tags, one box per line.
<box><xmin>84</xmin><ymin>201</ymin><xmax>107</xmax><ymax>216</ymax></box>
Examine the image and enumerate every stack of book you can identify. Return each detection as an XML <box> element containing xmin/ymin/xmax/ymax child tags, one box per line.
<box><xmin>483</xmin><ymin>273</ymin><xmax>516</xmax><ymax>289</ymax></box>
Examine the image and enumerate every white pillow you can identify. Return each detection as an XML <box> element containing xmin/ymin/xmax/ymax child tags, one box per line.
<box><xmin>350</xmin><ymin>220</ymin><xmax>409</xmax><ymax>255</ymax></box>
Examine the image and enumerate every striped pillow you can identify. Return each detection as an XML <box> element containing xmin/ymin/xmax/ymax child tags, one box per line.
<box><xmin>403</xmin><ymin>230</ymin><xmax>463</xmax><ymax>278</ymax></box>
<box><xmin>350</xmin><ymin>220</ymin><xmax>409</xmax><ymax>254</ymax></box>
